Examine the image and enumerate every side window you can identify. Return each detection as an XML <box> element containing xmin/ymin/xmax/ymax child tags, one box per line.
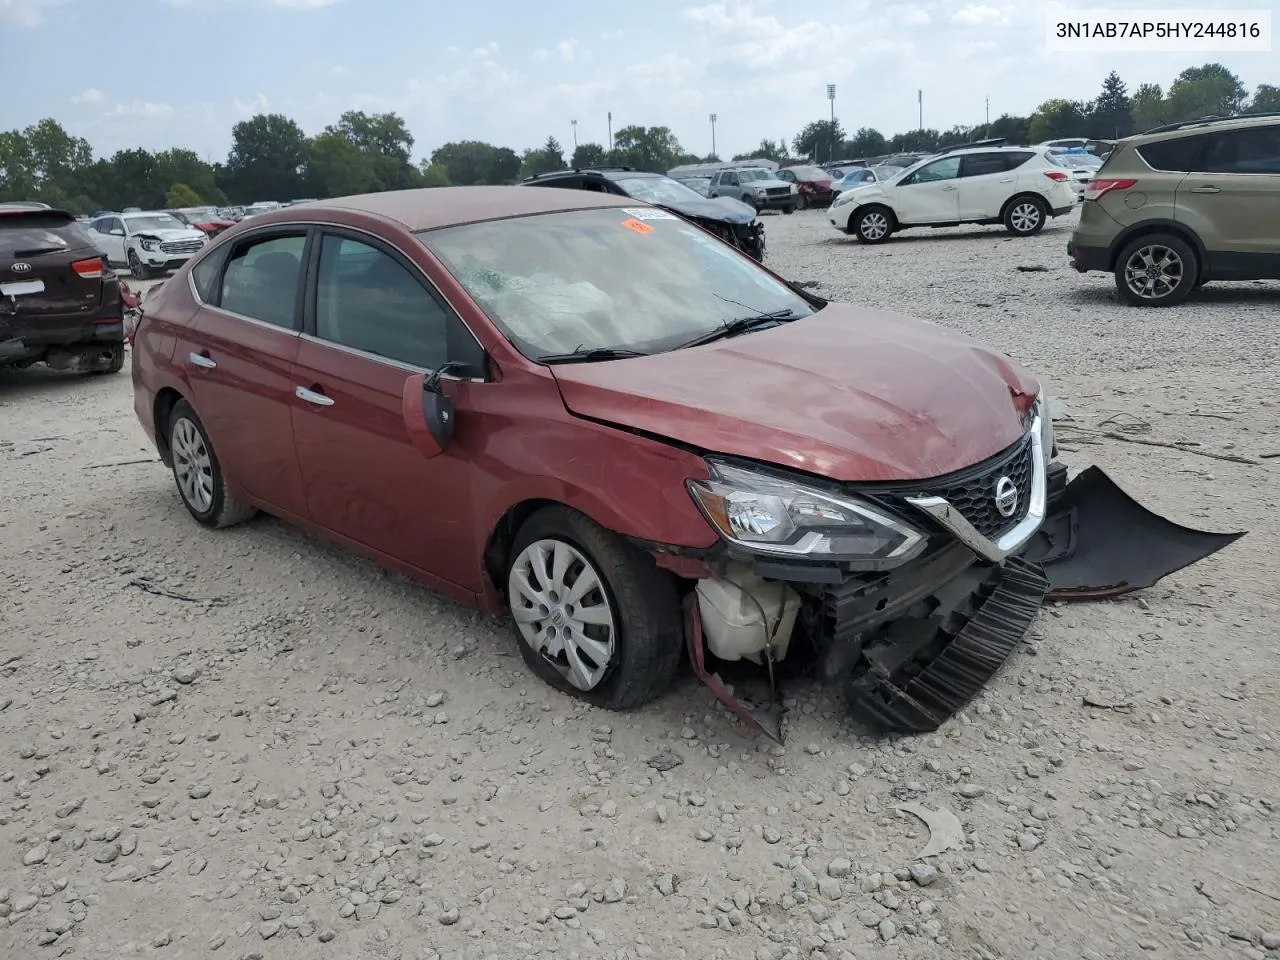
<box><xmin>1002</xmin><ymin>151</ymin><xmax>1036</xmax><ymax>170</ymax></box>
<box><xmin>1136</xmin><ymin>135</ymin><xmax>1205</xmax><ymax>172</ymax></box>
<box><xmin>906</xmin><ymin>156</ymin><xmax>961</xmax><ymax>184</ymax></box>
<box><xmin>959</xmin><ymin>153</ymin><xmax>1009</xmax><ymax>178</ymax></box>
<box><xmin>190</xmin><ymin>247</ymin><xmax>228</xmax><ymax>303</ymax></box>
<box><xmin>777</xmin><ymin>170</ymin><xmax>795</xmax><ymax>182</ymax></box>
<box><xmin>314</xmin><ymin>234</ymin><xmax>452</xmax><ymax>370</ymax></box>
<box><xmin>219</xmin><ymin>233</ymin><xmax>306</xmax><ymax>328</ymax></box>
<box><xmin>724</xmin><ymin>172</ymin><xmax>739</xmax><ymax>186</ymax></box>
<box><xmin>1202</xmin><ymin>127</ymin><xmax>1280</xmax><ymax>175</ymax></box>
<box><xmin>105</xmin><ymin>218</ymin><xmax>122</xmax><ymax>235</ymax></box>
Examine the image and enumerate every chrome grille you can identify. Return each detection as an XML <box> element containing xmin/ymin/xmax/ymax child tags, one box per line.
<box><xmin>160</xmin><ymin>239</ymin><xmax>204</xmax><ymax>255</ymax></box>
<box><xmin>924</xmin><ymin>434</ymin><xmax>1034</xmax><ymax>539</ymax></box>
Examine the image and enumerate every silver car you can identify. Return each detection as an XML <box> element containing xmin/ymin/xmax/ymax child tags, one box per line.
<box><xmin>707</xmin><ymin>168</ymin><xmax>797</xmax><ymax>213</ymax></box>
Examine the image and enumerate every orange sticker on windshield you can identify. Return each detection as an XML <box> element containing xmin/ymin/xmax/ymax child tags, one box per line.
<box><xmin>622</xmin><ymin>218</ymin><xmax>653</xmax><ymax>234</ymax></box>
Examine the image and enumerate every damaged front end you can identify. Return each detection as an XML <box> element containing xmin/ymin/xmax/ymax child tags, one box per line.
<box><xmin>675</xmin><ymin>400</ymin><xmax>1243</xmax><ymax>740</ymax></box>
<box><xmin>693</xmin><ymin>216</ymin><xmax>767</xmax><ymax>262</ymax></box>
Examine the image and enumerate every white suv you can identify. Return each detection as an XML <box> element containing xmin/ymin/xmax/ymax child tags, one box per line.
<box><xmin>829</xmin><ymin>146</ymin><xmax>1080</xmax><ymax>243</ymax></box>
<box><xmin>88</xmin><ymin>211</ymin><xmax>207</xmax><ymax>279</ymax></box>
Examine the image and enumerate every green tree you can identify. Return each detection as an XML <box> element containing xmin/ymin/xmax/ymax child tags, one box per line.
<box><xmin>430</xmin><ymin>141</ymin><xmax>521</xmax><ymax>185</ymax></box>
<box><xmin>419</xmin><ymin>163</ymin><xmax>450</xmax><ymax>187</ymax></box>
<box><xmin>165</xmin><ymin>183</ymin><xmax>203</xmax><ymax>207</ymax></box>
<box><xmin>1027</xmin><ymin>99</ymin><xmax>1090</xmax><ymax>142</ymax></box>
<box><xmin>570</xmin><ymin>143</ymin><xmax>607</xmax><ymax>168</ymax></box>
<box><xmin>307</xmin><ymin>131</ymin><xmax>380</xmax><ymax>198</ymax></box>
<box><xmin>843</xmin><ymin>128</ymin><xmax>887</xmax><ymax>158</ymax></box>
<box><xmin>1132</xmin><ymin>83</ymin><xmax>1166</xmax><ymax>132</ymax></box>
<box><xmin>986</xmin><ymin>114</ymin><xmax>1031</xmax><ymax>145</ymax></box>
<box><xmin>520</xmin><ymin>136</ymin><xmax>566</xmax><ymax>179</ymax></box>
<box><xmin>154</xmin><ymin>149</ymin><xmax>224</xmax><ymax>206</ymax></box>
<box><xmin>733</xmin><ymin>138</ymin><xmax>787</xmax><ymax>162</ymax></box>
<box><xmin>321</xmin><ymin>110</ymin><xmax>421</xmax><ymax>191</ymax></box>
<box><xmin>1090</xmin><ymin>71</ymin><xmax>1133</xmax><ymax>139</ymax></box>
<box><xmin>792</xmin><ymin>119</ymin><xmax>846</xmax><ymax>163</ymax></box>
<box><xmin>1165</xmin><ymin>64</ymin><xmax>1247</xmax><ymax>122</ymax></box>
<box><xmin>607</xmin><ymin>125</ymin><xmax>685</xmax><ymax>172</ymax></box>
<box><xmin>98</xmin><ymin>148</ymin><xmax>160</xmax><ymax>209</ymax></box>
<box><xmin>224</xmin><ymin>113</ymin><xmax>310</xmax><ymax>202</ymax></box>
<box><xmin>888</xmin><ymin>129</ymin><xmax>941</xmax><ymax>152</ymax></box>
<box><xmin>1250</xmin><ymin>84</ymin><xmax>1280</xmax><ymax>113</ymax></box>
<box><xmin>0</xmin><ymin>130</ymin><xmax>36</xmax><ymax>200</ymax></box>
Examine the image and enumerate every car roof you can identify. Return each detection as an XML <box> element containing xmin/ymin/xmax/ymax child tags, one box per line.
<box><xmin>1127</xmin><ymin>111</ymin><xmax>1280</xmax><ymax>142</ymax></box>
<box><xmin>290</xmin><ymin>185</ymin><xmax>636</xmax><ymax>232</ymax></box>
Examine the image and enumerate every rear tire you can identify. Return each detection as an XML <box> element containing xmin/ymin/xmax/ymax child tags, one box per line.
<box><xmin>166</xmin><ymin>399</ymin><xmax>258</xmax><ymax>528</ymax></box>
<box><xmin>1003</xmin><ymin>195</ymin><xmax>1048</xmax><ymax>236</ymax></box>
<box><xmin>1114</xmin><ymin>233</ymin><xmax>1198</xmax><ymax>307</ymax></box>
<box><xmin>506</xmin><ymin>506</ymin><xmax>682</xmax><ymax>711</ymax></box>
<box><xmin>783</xmin><ymin>204</ymin><xmax>795</xmax><ymax>215</ymax></box>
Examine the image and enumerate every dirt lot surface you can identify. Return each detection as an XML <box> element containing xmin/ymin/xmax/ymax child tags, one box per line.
<box><xmin>3</xmin><ymin>209</ymin><xmax>1278</xmax><ymax>960</ymax></box>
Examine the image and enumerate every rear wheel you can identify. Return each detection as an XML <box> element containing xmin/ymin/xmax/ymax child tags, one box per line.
<box><xmin>1114</xmin><ymin>233</ymin><xmax>1198</xmax><ymax>307</ymax></box>
<box><xmin>166</xmin><ymin>399</ymin><xmax>258</xmax><ymax>528</ymax></box>
<box><xmin>1003</xmin><ymin>196</ymin><xmax>1047</xmax><ymax>236</ymax></box>
<box><xmin>783</xmin><ymin>204</ymin><xmax>796</xmax><ymax>215</ymax></box>
<box><xmin>506</xmin><ymin>506</ymin><xmax>682</xmax><ymax>710</ymax></box>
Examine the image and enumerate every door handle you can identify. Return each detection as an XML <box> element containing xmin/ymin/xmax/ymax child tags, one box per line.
<box><xmin>188</xmin><ymin>351</ymin><xmax>216</xmax><ymax>370</ymax></box>
<box><xmin>295</xmin><ymin>385</ymin><xmax>334</xmax><ymax>407</ymax></box>
<box><xmin>1189</xmin><ymin>185</ymin><xmax>1220</xmax><ymax>193</ymax></box>
<box><xmin>942</xmin><ymin>185</ymin><xmax>957</xmax><ymax>191</ymax></box>
<box><xmin>999</xmin><ymin>177</ymin><xmax>1015</xmax><ymax>183</ymax></box>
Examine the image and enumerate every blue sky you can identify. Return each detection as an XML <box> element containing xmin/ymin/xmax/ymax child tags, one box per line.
<box><xmin>1</xmin><ymin>0</ymin><xmax>1275</xmax><ymax>163</ymax></box>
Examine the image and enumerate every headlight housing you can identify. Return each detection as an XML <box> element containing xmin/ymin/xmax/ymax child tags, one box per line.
<box><xmin>140</xmin><ymin>238</ymin><xmax>159</xmax><ymax>252</ymax></box>
<box><xmin>831</xmin><ymin>190</ymin><xmax>855</xmax><ymax>209</ymax></box>
<box><xmin>687</xmin><ymin>459</ymin><xmax>926</xmax><ymax>567</ymax></box>
<box><xmin>1031</xmin><ymin>390</ymin><xmax>1055</xmax><ymax>458</ymax></box>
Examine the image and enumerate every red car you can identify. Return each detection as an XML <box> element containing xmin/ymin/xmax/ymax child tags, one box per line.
<box><xmin>171</xmin><ymin>208</ymin><xmax>235</xmax><ymax>238</ymax></box>
<box><xmin>130</xmin><ymin>187</ymin><xmax>1239</xmax><ymax>737</ymax></box>
<box><xmin>776</xmin><ymin>165</ymin><xmax>837</xmax><ymax>209</ymax></box>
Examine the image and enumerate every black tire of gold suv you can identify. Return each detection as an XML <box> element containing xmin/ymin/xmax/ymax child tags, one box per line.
<box><xmin>1114</xmin><ymin>233</ymin><xmax>1199</xmax><ymax>307</ymax></box>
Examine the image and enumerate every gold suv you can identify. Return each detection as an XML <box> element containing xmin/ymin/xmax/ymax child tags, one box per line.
<box><xmin>1068</xmin><ymin>114</ymin><xmax>1280</xmax><ymax>306</ymax></box>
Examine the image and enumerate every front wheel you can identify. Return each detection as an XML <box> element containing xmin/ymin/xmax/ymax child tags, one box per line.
<box><xmin>506</xmin><ymin>506</ymin><xmax>682</xmax><ymax>710</ymax></box>
<box><xmin>128</xmin><ymin>250</ymin><xmax>151</xmax><ymax>280</ymax></box>
<box><xmin>1114</xmin><ymin>233</ymin><xmax>1198</xmax><ymax>307</ymax></box>
<box><xmin>1003</xmin><ymin>196</ymin><xmax>1048</xmax><ymax>236</ymax></box>
<box><xmin>782</xmin><ymin>204</ymin><xmax>795</xmax><ymax>215</ymax></box>
<box><xmin>853</xmin><ymin>206</ymin><xmax>893</xmax><ymax>244</ymax></box>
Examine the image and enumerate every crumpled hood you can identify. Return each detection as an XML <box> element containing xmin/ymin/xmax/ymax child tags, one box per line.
<box><xmin>135</xmin><ymin>228</ymin><xmax>205</xmax><ymax>243</ymax></box>
<box><xmin>549</xmin><ymin>304</ymin><xmax>1039</xmax><ymax>483</ymax></box>
<box><xmin>661</xmin><ymin>195</ymin><xmax>758</xmax><ymax>225</ymax></box>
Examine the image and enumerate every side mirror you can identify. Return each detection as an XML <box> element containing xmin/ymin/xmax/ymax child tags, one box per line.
<box><xmin>400</xmin><ymin>362</ymin><xmax>466</xmax><ymax>458</ymax></box>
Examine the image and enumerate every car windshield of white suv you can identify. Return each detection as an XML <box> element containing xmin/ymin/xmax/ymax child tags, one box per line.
<box><xmin>125</xmin><ymin>214</ymin><xmax>186</xmax><ymax>232</ymax></box>
<box><xmin>419</xmin><ymin>207</ymin><xmax>815</xmax><ymax>360</ymax></box>
<box><xmin>737</xmin><ymin>169</ymin><xmax>772</xmax><ymax>182</ymax></box>
<box><xmin>616</xmin><ymin>176</ymin><xmax>705</xmax><ymax>206</ymax></box>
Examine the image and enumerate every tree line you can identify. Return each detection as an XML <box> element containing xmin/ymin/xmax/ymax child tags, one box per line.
<box><xmin>1</xmin><ymin>62</ymin><xmax>1274</xmax><ymax>214</ymax></box>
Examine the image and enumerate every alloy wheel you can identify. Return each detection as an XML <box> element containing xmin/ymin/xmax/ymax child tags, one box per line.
<box><xmin>1123</xmin><ymin>244</ymin><xmax>1184</xmax><ymax>301</ymax></box>
<box><xmin>858</xmin><ymin>211</ymin><xmax>889</xmax><ymax>241</ymax></box>
<box><xmin>171</xmin><ymin>416</ymin><xmax>214</xmax><ymax>513</ymax></box>
<box><xmin>509</xmin><ymin>538</ymin><xmax>617</xmax><ymax>692</ymax></box>
<box><xmin>1009</xmin><ymin>202</ymin><xmax>1042</xmax><ymax>233</ymax></box>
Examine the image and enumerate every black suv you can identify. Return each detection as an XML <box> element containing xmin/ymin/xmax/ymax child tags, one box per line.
<box><xmin>1</xmin><ymin>206</ymin><xmax>125</xmax><ymax>374</ymax></box>
<box><xmin>521</xmin><ymin>167</ymin><xmax>766</xmax><ymax>261</ymax></box>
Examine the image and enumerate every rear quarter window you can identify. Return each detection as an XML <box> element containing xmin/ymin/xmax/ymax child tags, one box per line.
<box><xmin>1136</xmin><ymin>136</ymin><xmax>1205</xmax><ymax>172</ymax></box>
<box><xmin>0</xmin><ymin>214</ymin><xmax>95</xmax><ymax>258</ymax></box>
<box><xmin>1003</xmin><ymin>151</ymin><xmax>1036</xmax><ymax>169</ymax></box>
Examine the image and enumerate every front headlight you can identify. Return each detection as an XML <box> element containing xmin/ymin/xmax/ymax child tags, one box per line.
<box><xmin>687</xmin><ymin>459</ymin><xmax>926</xmax><ymax>566</ymax></box>
<box><xmin>140</xmin><ymin>239</ymin><xmax>159</xmax><ymax>252</ymax></box>
<box><xmin>831</xmin><ymin>191</ymin><xmax>855</xmax><ymax>209</ymax></box>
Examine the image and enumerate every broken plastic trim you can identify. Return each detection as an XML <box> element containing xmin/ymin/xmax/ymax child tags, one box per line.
<box><xmin>1023</xmin><ymin>465</ymin><xmax>1246</xmax><ymax>600</ymax></box>
<box><xmin>683</xmin><ymin>594</ymin><xmax>783</xmax><ymax>743</ymax></box>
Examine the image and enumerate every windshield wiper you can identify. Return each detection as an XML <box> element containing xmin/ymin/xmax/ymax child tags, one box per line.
<box><xmin>536</xmin><ymin>347</ymin><xmax>650</xmax><ymax>365</ymax></box>
<box><xmin>12</xmin><ymin>246</ymin><xmax>65</xmax><ymax>257</ymax></box>
<box><xmin>675</xmin><ymin>310</ymin><xmax>798</xmax><ymax>350</ymax></box>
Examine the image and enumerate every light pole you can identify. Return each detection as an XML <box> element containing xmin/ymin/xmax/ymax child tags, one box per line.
<box><xmin>985</xmin><ymin>97</ymin><xmax>990</xmax><ymax>127</ymax></box>
<box><xmin>709</xmin><ymin>113</ymin><xmax>717</xmax><ymax>158</ymax></box>
<box><xmin>918</xmin><ymin>89</ymin><xmax>923</xmax><ymax>131</ymax></box>
<box><xmin>826</xmin><ymin>84</ymin><xmax>837</xmax><ymax>162</ymax></box>
<box><xmin>571</xmin><ymin>119</ymin><xmax>578</xmax><ymax>150</ymax></box>
<box><xmin>607</xmin><ymin>111</ymin><xmax>613</xmax><ymax>152</ymax></box>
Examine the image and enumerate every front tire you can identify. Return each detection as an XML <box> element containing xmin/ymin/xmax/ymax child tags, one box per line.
<box><xmin>506</xmin><ymin>506</ymin><xmax>682</xmax><ymax>711</ymax></box>
<box><xmin>853</xmin><ymin>206</ymin><xmax>894</xmax><ymax>244</ymax></box>
<box><xmin>782</xmin><ymin>204</ymin><xmax>795</xmax><ymax>215</ymax></box>
<box><xmin>128</xmin><ymin>250</ymin><xmax>151</xmax><ymax>280</ymax></box>
<box><xmin>1114</xmin><ymin>233</ymin><xmax>1198</xmax><ymax>307</ymax></box>
<box><xmin>166</xmin><ymin>399</ymin><xmax>258</xmax><ymax>528</ymax></box>
<box><xmin>1003</xmin><ymin>196</ymin><xmax>1048</xmax><ymax>236</ymax></box>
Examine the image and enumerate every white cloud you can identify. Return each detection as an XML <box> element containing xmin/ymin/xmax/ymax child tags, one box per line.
<box><xmin>161</xmin><ymin>0</ymin><xmax>341</xmax><ymax>6</ymax></box>
<box><xmin>233</xmin><ymin>93</ymin><xmax>271</xmax><ymax>116</ymax></box>
<box><xmin>71</xmin><ymin>87</ymin><xmax>106</xmax><ymax>105</ymax></box>
<box><xmin>534</xmin><ymin>39</ymin><xmax>578</xmax><ymax>62</ymax></box>
<box><xmin>951</xmin><ymin>4</ymin><xmax>1012</xmax><ymax>27</ymax></box>
<box><xmin>684</xmin><ymin>1</ymin><xmax>833</xmax><ymax>68</ymax></box>
<box><xmin>0</xmin><ymin>0</ymin><xmax>66</xmax><ymax>27</ymax></box>
<box><xmin>108</xmin><ymin>101</ymin><xmax>176</xmax><ymax>120</ymax></box>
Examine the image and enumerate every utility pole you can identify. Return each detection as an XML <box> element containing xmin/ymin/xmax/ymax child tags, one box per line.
<box><xmin>709</xmin><ymin>113</ymin><xmax>717</xmax><ymax>158</ymax></box>
<box><xmin>826</xmin><ymin>84</ymin><xmax>836</xmax><ymax>163</ymax></box>
<box><xmin>570</xmin><ymin>119</ymin><xmax>577</xmax><ymax>150</ymax></box>
<box><xmin>985</xmin><ymin>97</ymin><xmax>990</xmax><ymax>126</ymax></box>
<box><xmin>607</xmin><ymin>111</ymin><xmax>613</xmax><ymax>152</ymax></box>
<box><xmin>918</xmin><ymin>89</ymin><xmax>923</xmax><ymax>131</ymax></box>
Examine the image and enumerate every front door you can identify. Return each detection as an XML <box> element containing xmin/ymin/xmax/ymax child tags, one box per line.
<box><xmin>179</xmin><ymin>229</ymin><xmax>310</xmax><ymax>517</ymax></box>
<box><xmin>289</xmin><ymin>230</ymin><xmax>485</xmax><ymax>592</ymax></box>
<box><xmin>893</xmin><ymin>155</ymin><xmax>961</xmax><ymax>223</ymax></box>
<box><xmin>1180</xmin><ymin>126</ymin><xmax>1280</xmax><ymax>275</ymax></box>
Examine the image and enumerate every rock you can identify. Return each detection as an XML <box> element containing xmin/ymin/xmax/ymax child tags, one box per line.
<box><xmin>24</xmin><ymin>844</ymin><xmax>49</xmax><ymax>866</ymax></box>
<box><xmin>153</xmin><ymin>931</ymin><xmax>172</xmax><ymax>947</ymax></box>
<box><xmin>172</xmin><ymin>665</ymin><xmax>200</xmax><ymax>684</ymax></box>
<box><xmin>18</xmin><ymin>743</ymin><xmax>36</xmax><ymax>759</ymax></box>
<box><xmin>1258</xmin><ymin>932</ymin><xmax>1280</xmax><ymax>950</ymax></box>
<box><xmin>15</xmin><ymin>895</ymin><xmax>39</xmax><ymax>913</ymax></box>
<box><xmin>695</xmin><ymin>828</ymin><xmax>714</xmax><ymax>842</ymax></box>
<box><xmin>958</xmin><ymin>783</ymin><xmax>985</xmax><ymax>798</ymax></box>
<box><xmin>439</xmin><ymin>907</ymin><xmax>460</xmax><ymax>925</ymax></box>
<box><xmin>188</xmin><ymin>784</ymin><xmax>212</xmax><ymax>799</ymax></box>
<box><xmin>105</xmin><ymin>865</ymin><xmax>139</xmax><ymax>882</ymax></box>
<box><xmin>827</xmin><ymin>858</ymin><xmax>852</xmax><ymax>878</ymax></box>
<box><xmin>318</xmin><ymin>929</ymin><xmax>336</xmax><ymax>943</ymax></box>
<box><xmin>604</xmin><ymin>878</ymin><xmax>626</xmax><ymax>903</ymax></box>
<box><xmin>260</xmin><ymin>921</ymin><xmax>282</xmax><ymax>939</ymax></box>
<box><xmin>909</xmin><ymin>862</ymin><xmax>939</xmax><ymax>887</ymax></box>
<box><xmin>655</xmin><ymin>874</ymin><xmax>675</xmax><ymax>896</ymax></box>
<box><xmin>355</xmin><ymin>901</ymin><xmax>380</xmax><ymax>921</ymax></box>
<box><xmin>1017</xmin><ymin>832</ymin><xmax>1041</xmax><ymax>851</ymax></box>
<box><xmin>54</xmin><ymin>798</ymin><xmax>84</xmax><ymax>818</ymax></box>
<box><xmin>762</xmin><ymin>825</ymin><xmax>782</xmax><ymax>844</ymax></box>
<box><xmin>817</xmin><ymin>877</ymin><xmax>843</xmax><ymax>900</ymax></box>
<box><xmin>878</xmin><ymin>918</ymin><xmax>897</xmax><ymax>941</ymax></box>
<box><xmin>94</xmin><ymin>842</ymin><xmax>121</xmax><ymax>864</ymax></box>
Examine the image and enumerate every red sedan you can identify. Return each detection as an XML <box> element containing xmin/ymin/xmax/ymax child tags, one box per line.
<box><xmin>131</xmin><ymin>186</ymin><xmax>1238</xmax><ymax>736</ymax></box>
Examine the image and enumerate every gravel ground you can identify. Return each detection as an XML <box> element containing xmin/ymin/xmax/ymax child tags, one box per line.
<box><xmin>2</xmin><ymin>208</ymin><xmax>1278</xmax><ymax>960</ymax></box>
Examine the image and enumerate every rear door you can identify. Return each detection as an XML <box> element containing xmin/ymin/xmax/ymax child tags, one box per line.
<box><xmin>957</xmin><ymin>151</ymin><xmax>1019</xmax><ymax>219</ymax></box>
<box><xmin>1179</xmin><ymin>125</ymin><xmax>1280</xmax><ymax>274</ymax></box>
<box><xmin>180</xmin><ymin>228</ymin><xmax>310</xmax><ymax>516</ymax></box>
<box><xmin>290</xmin><ymin>228</ymin><xmax>485</xmax><ymax>590</ymax></box>
<box><xmin>0</xmin><ymin>211</ymin><xmax>106</xmax><ymax>340</ymax></box>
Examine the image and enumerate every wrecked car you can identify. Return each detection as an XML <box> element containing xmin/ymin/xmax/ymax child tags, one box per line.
<box><xmin>131</xmin><ymin>186</ymin><xmax>1242</xmax><ymax>739</ymax></box>
<box><xmin>521</xmin><ymin>167</ymin><xmax>767</xmax><ymax>262</ymax></box>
